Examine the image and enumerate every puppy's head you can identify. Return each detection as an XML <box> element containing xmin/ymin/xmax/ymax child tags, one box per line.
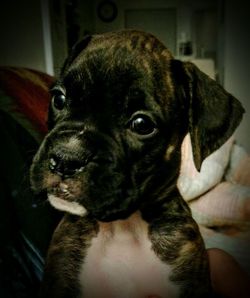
<box><xmin>30</xmin><ymin>30</ymin><xmax>244</xmax><ymax>221</ymax></box>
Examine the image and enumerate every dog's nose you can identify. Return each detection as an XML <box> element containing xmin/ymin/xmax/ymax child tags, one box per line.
<box><xmin>49</xmin><ymin>154</ymin><xmax>85</xmax><ymax>177</ymax></box>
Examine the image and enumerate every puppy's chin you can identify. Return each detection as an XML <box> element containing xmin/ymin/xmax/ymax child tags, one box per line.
<box><xmin>48</xmin><ymin>194</ymin><xmax>88</xmax><ymax>216</ymax></box>
<box><xmin>48</xmin><ymin>193</ymin><xmax>137</xmax><ymax>222</ymax></box>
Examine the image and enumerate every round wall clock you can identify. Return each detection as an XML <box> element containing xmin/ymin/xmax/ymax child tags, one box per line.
<box><xmin>97</xmin><ymin>0</ymin><xmax>118</xmax><ymax>23</ymax></box>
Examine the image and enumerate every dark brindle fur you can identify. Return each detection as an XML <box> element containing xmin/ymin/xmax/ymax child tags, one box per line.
<box><xmin>30</xmin><ymin>30</ymin><xmax>244</xmax><ymax>297</ymax></box>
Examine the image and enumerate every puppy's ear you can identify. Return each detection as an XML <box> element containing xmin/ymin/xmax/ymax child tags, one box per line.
<box><xmin>180</xmin><ymin>61</ymin><xmax>244</xmax><ymax>170</ymax></box>
<box><xmin>61</xmin><ymin>35</ymin><xmax>92</xmax><ymax>74</ymax></box>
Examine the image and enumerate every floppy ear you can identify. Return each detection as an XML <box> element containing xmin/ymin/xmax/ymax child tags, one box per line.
<box><xmin>182</xmin><ymin>61</ymin><xmax>244</xmax><ymax>171</ymax></box>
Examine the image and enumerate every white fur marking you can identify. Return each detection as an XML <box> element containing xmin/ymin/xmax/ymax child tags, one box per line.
<box><xmin>79</xmin><ymin>212</ymin><xmax>180</xmax><ymax>297</ymax></box>
<box><xmin>48</xmin><ymin>194</ymin><xmax>87</xmax><ymax>216</ymax></box>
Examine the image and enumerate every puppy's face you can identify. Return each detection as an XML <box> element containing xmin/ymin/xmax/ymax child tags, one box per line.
<box><xmin>30</xmin><ymin>31</ymin><xmax>244</xmax><ymax>221</ymax></box>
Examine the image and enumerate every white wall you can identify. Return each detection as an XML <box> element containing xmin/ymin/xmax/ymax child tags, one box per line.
<box><xmin>0</xmin><ymin>0</ymin><xmax>47</xmax><ymax>73</ymax></box>
<box><xmin>223</xmin><ymin>0</ymin><xmax>250</xmax><ymax>152</ymax></box>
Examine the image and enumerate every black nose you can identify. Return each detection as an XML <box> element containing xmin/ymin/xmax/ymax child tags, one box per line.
<box><xmin>49</xmin><ymin>154</ymin><xmax>86</xmax><ymax>177</ymax></box>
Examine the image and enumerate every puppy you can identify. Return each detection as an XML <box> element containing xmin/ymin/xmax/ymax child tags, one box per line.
<box><xmin>30</xmin><ymin>30</ymin><xmax>244</xmax><ymax>298</ymax></box>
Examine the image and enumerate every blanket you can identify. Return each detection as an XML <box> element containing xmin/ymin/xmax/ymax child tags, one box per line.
<box><xmin>178</xmin><ymin>134</ymin><xmax>250</xmax><ymax>274</ymax></box>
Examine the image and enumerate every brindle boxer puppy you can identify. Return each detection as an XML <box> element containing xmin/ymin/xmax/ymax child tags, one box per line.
<box><xmin>30</xmin><ymin>30</ymin><xmax>244</xmax><ymax>298</ymax></box>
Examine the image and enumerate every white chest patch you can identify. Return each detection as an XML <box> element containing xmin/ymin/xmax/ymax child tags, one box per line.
<box><xmin>79</xmin><ymin>212</ymin><xmax>180</xmax><ymax>298</ymax></box>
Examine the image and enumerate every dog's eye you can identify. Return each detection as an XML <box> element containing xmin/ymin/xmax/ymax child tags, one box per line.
<box><xmin>130</xmin><ymin>115</ymin><xmax>156</xmax><ymax>136</ymax></box>
<box><xmin>52</xmin><ymin>94</ymin><xmax>66</xmax><ymax>110</ymax></box>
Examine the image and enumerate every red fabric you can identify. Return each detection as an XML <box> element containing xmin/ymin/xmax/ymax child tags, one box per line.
<box><xmin>0</xmin><ymin>67</ymin><xmax>54</xmax><ymax>137</ymax></box>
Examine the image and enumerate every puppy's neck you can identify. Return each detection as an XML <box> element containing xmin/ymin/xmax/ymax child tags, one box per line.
<box><xmin>97</xmin><ymin>211</ymin><xmax>146</xmax><ymax>243</ymax></box>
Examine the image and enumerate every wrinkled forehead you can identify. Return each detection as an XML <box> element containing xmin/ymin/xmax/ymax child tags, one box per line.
<box><xmin>67</xmin><ymin>30</ymin><xmax>173</xmax><ymax>71</ymax></box>
<box><xmin>63</xmin><ymin>34</ymin><xmax>173</xmax><ymax>92</ymax></box>
<box><xmin>63</xmin><ymin>52</ymin><xmax>148</xmax><ymax>95</ymax></box>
